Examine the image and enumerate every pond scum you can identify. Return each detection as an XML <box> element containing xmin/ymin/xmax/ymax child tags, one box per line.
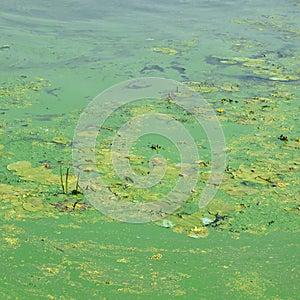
<box><xmin>0</xmin><ymin>10</ymin><xmax>299</xmax><ymax>299</ymax></box>
<box><xmin>1</xmin><ymin>69</ymin><xmax>299</xmax><ymax>238</ymax></box>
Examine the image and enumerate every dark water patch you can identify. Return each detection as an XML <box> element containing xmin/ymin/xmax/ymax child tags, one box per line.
<box><xmin>45</xmin><ymin>88</ymin><xmax>61</xmax><ymax>97</ymax></box>
<box><xmin>169</xmin><ymin>65</ymin><xmax>186</xmax><ymax>74</ymax></box>
<box><xmin>25</xmin><ymin>113</ymin><xmax>66</xmax><ymax>122</ymax></box>
<box><xmin>140</xmin><ymin>64</ymin><xmax>165</xmax><ymax>73</ymax></box>
<box><xmin>0</xmin><ymin>45</ymin><xmax>10</xmax><ymax>51</ymax></box>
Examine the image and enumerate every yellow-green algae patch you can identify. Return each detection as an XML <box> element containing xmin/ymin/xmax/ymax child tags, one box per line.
<box><xmin>7</xmin><ymin>161</ymin><xmax>61</xmax><ymax>185</ymax></box>
<box><xmin>0</xmin><ymin>77</ymin><xmax>50</xmax><ymax>108</ymax></box>
<box><xmin>155</xmin><ymin>211</ymin><xmax>209</xmax><ymax>239</ymax></box>
<box><xmin>0</xmin><ymin>183</ymin><xmax>46</xmax><ymax>220</ymax></box>
<box><xmin>185</xmin><ymin>81</ymin><xmax>219</xmax><ymax>93</ymax></box>
<box><xmin>22</xmin><ymin>196</ymin><xmax>44</xmax><ymax>212</ymax></box>
<box><xmin>209</xmin><ymin>54</ymin><xmax>299</xmax><ymax>82</ymax></box>
<box><xmin>52</xmin><ymin>136</ymin><xmax>72</xmax><ymax>145</ymax></box>
<box><xmin>7</xmin><ymin>161</ymin><xmax>77</xmax><ymax>187</ymax></box>
<box><xmin>151</xmin><ymin>47</ymin><xmax>178</xmax><ymax>55</ymax></box>
<box><xmin>0</xmin><ymin>183</ymin><xmax>28</xmax><ymax>202</ymax></box>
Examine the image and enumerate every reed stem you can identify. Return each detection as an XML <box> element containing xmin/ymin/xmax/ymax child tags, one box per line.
<box><xmin>65</xmin><ymin>167</ymin><xmax>70</xmax><ymax>195</ymax></box>
<box><xmin>59</xmin><ymin>163</ymin><xmax>65</xmax><ymax>194</ymax></box>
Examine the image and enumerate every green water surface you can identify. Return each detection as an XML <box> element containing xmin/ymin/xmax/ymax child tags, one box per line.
<box><xmin>0</xmin><ymin>1</ymin><xmax>299</xmax><ymax>299</ymax></box>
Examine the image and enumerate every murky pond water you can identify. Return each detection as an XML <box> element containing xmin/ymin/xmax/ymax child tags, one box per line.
<box><xmin>1</xmin><ymin>0</ymin><xmax>299</xmax><ymax>299</ymax></box>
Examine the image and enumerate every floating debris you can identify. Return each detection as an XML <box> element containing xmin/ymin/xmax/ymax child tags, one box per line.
<box><xmin>187</xmin><ymin>226</ymin><xmax>209</xmax><ymax>238</ymax></box>
<box><xmin>151</xmin><ymin>47</ymin><xmax>178</xmax><ymax>55</ymax></box>
<box><xmin>52</xmin><ymin>136</ymin><xmax>72</xmax><ymax>145</ymax></box>
<box><xmin>201</xmin><ymin>217</ymin><xmax>214</xmax><ymax>225</ymax></box>
<box><xmin>52</xmin><ymin>198</ymin><xmax>92</xmax><ymax>213</ymax></box>
<box><xmin>278</xmin><ymin>134</ymin><xmax>288</xmax><ymax>141</ymax></box>
<box><xmin>150</xmin><ymin>253</ymin><xmax>163</xmax><ymax>260</ymax></box>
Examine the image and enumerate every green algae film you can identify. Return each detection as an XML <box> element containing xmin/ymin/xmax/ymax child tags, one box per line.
<box><xmin>1</xmin><ymin>0</ymin><xmax>300</xmax><ymax>299</ymax></box>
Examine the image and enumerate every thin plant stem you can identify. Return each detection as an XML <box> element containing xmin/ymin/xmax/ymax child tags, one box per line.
<box><xmin>65</xmin><ymin>167</ymin><xmax>70</xmax><ymax>195</ymax></box>
<box><xmin>59</xmin><ymin>163</ymin><xmax>65</xmax><ymax>194</ymax></box>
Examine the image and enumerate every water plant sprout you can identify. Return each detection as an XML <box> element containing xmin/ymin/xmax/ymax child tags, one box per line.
<box><xmin>59</xmin><ymin>162</ymin><xmax>80</xmax><ymax>195</ymax></box>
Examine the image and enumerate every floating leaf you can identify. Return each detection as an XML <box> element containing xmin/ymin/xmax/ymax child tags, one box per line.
<box><xmin>22</xmin><ymin>196</ymin><xmax>44</xmax><ymax>212</ymax></box>
<box><xmin>7</xmin><ymin>161</ymin><xmax>65</xmax><ymax>185</ymax></box>
<box><xmin>207</xmin><ymin>199</ymin><xmax>240</xmax><ymax>216</ymax></box>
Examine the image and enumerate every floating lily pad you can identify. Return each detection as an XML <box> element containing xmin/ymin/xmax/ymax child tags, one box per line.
<box><xmin>7</xmin><ymin>161</ymin><xmax>61</xmax><ymax>185</ymax></box>
<box><xmin>22</xmin><ymin>196</ymin><xmax>44</xmax><ymax>212</ymax></box>
<box><xmin>207</xmin><ymin>199</ymin><xmax>240</xmax><ymax>216</ymax></box>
